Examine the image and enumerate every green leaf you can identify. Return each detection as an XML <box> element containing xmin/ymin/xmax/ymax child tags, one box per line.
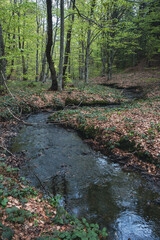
<box><xmin>6</xmin><ymin>206</ymin><xmax>19</xmax><ymax>214</ymax></box>
<box><xmin>1</xmin><ymin>198</ymin><xmax>9</xmax><ymax>207</ymax></box>
<box><xmin>15</xmin><ymin>216</ymin><xmax>25</xmax><ymax>224</ymax></box>
<box><xmin>2</xmin><ymin>226</ymin><xmax>14</xmax><ymax>240</ymax></box>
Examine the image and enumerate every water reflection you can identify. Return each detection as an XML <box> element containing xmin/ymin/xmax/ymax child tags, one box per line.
<box><xmin>11</xmin><ymin>113</ymin><xmax>160</xmax><ymax>240</ymax></box>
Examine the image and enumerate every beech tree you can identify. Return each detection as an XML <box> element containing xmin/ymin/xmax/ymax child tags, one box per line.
<box><xmin>58</xmin><ymin>0</ymin><xmax>64</xmax><ymax>91</ymax></box>
<box><xmin>0</xmin><ymin>0</ymin><xmax>159</xmax><ymax>85</ymax></box>
<box><xmin>0</xmin><ymin>22</ymin><xmax>6</xmax><ymax>93</ymax></box>
<box><xmin>85</xmin><ymin>0</ymin><xmax>96</xmax><ymax>83</ymax></box>
<box><xmin>46</xmin><ymin>0</ymin><xmax>58</xmax><ymax>90</ymax></box>
<box><xmin>62</xmin><ymin>0</ymin><xmax>75</xmax><ymax>87</ymax></box>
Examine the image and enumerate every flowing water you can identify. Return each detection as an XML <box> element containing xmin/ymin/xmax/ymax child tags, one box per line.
<box><xmin>11</xmin><ymin>113</ymin><xmax>160</xmax><ymax>240</ymax></box>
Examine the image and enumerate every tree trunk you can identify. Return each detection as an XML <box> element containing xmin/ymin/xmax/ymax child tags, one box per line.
<box><xmin>79</xmin><ymin>47</ymin><xmax>82</xmax><ymax>80</ymax></box>
<box><xmin>85</xmin><ymin>0</ymin><xmax>96</xmax><ymax>84</ymax></box>
<box><xmin>39</xmin><ymin>18</ymin><xmax>47</xmax><ymax>82</ymax></box>
<box><xmin>62</xmin><ymin>0</ymin><xmax>75</xmax><ymax>88</ymax></box>
<box><xmin>7</xmin><ymin>0</ymin><xmax>17</xmax><ymax>80</ymax></box>
<box><xmin>39</xmin><ymin>52</ymin><xmax>47</xmax><ymax>82</ymax></box>
<box><xmin>35</xmin><ymin>0</ymin><xmax>40</xmax><ymax>82</ymax></box>
<box><xmin>101</xmin><ymin>33</ymin><xmax>107</xmax><ymax>77</ymax></box>
<box><xmin>107</xmin><ymin>49</ymin><xmax>113</xmax><ymax>81</ymax></box>
<box><xmin>0</xmin><ymin>22</ymin><xmax>6</xmax><ymax>93</ymax></box>
<box><xmin>46</xmin><ymin>0</ymin><xmax>58</xmax><ymax>91</ymax></box>
<box><xmin>22</xmin><ymin>40</ymin><xmax>27</xmax><ymax>81</ymax></box>
<box><xmin>52</xmin><ymin>0</ymin><xmax>59</xmax><ymax>56</ymax></box>
<box><xmin>45</xmin><ymin>5</ymin><xmax>59</xmax><ymax>82</ymax></box>
<box><xmin>85</xmin><ymin>32</ymin><xmax>91</xmax><ymax>83</ymax></box>
<box><xmin>18</xmin><ymin>0</ymin><xmax>27</xmax><ymax>81</ymax></box>
<box><xmin>58</xmin><ymin>0</ymin><xmax>64</xmax><ymax>91</ymax></box>
<box><xmin>82</xmin><ymin>40</ymin><xmax>85</xmax><ymax>80</ymax></box>
<box><xmin>101</xmin><ymin>45</ymin><xmax>107</xmax><ymax>77</ymax></box>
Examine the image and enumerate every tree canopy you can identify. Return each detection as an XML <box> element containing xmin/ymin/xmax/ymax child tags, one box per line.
<box><xmin>0</xmin><ymin>0</ymin><xmax>159</xmax><ymax>89</ymax></box>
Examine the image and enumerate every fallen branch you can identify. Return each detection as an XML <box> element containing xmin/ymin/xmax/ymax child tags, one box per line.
<box><xmin>28</xmin><ymin>166</ymin><xmax>53</xmax><ymax>198</ymax></box>
<box><xmin>7</xmin><ymin>107</ymin><xmax>51</xmax><ymax>126</ymax></box>
<box><xmin>1</xmin><ymin>70</ymin><xmax>49</xmax><ymax>126</ymax></box>
<box><xmin>2</xmin><ymin>71</ymin><xmax>17</xmax><ymax>102</ymax></box>
<box><xmin>0</xmin><ymin>144</ymin><xmax>14</xmax><ymax>156</ymax></box>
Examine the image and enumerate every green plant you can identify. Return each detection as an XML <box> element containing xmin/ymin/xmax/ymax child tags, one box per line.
<box><xmin>52</xmin><ymin>208</ymin><xmax>108</xmax><ymax>239</ymax></box>
<box><xmin>118</xmin><ymin>136</ymin><xmax>136</xmax><ymax>152</ymax></box>
<box><xmin>0</xmin><ymin>222</ymin><xmax>14</xmax><ymax>240</ymax></box>
<box><xmin>5</xmin><ymin>206</ymin><xmax>33</xmax><ymax>224</ymax></box>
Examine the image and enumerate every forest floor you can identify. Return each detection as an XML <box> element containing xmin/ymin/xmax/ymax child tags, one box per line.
<box><xmin>0</xmin><ymin>68</ymin><xmax>160</xmax><ymax>239</ymax></box>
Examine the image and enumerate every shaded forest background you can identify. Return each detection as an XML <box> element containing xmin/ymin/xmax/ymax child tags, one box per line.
<box><xmin>0</xmin><ymin>0</ymin><xmax>160</xmax><ymax>90</ymax></box>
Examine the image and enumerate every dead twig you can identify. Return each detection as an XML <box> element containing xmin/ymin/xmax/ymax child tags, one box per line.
<box><xmin>0</xmin><ymin>144</ymin><xmax>14</xmax><ymax>156</ymax></box>
<box><xmin>28</xmin><ymin>166</ymin><xmax>53</xmax><ymax>198</ymax></box>
<box><xmin>1</xmin><ymin>71</ymin><xmax>49</xmax><ymax>126</ymax></box>
<box><xmin>7</xmin><ymin>107</ymin><xmax>51</xmax><ymax>126</ymax></box>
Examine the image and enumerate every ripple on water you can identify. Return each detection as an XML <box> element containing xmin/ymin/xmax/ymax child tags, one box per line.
<box><xmin>11</xmin><ymin>113</ymin><xmax>160</xmax><ymax>240</ymax></box>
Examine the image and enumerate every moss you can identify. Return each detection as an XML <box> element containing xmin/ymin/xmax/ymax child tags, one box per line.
<box><xmin>78</xmin><ymin>124</ymin><xmax>99</xmax><ymax>139</ymax></box>
<box><xmin>65</xmin><ymin>97</ymin><xmax>121</xmax><ymax>107</ymax></box>
<box><xmin>135</xmin><ymin>151</ymin><xmax>156</xmax><ymax>164</ymax></box>
<box><xmin>118</xmin><ymin>136</ymin><xmax>136</xmax><ymax>152</ymax></box>
<box><xmin>65</xmin><ymin>97</ymin><xmax>79</xmax><ymax>106</ymax></box>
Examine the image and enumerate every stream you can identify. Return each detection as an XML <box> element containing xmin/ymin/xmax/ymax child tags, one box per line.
<box><xmin>11</xmin><ymin>113</ymin><xmax>160</xmax><ymax>240</ymax></box>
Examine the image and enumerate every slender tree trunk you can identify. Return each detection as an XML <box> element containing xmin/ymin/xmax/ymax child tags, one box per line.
<box><xmin>39</xmin><ymin>52</ymin><xmax>47</xmax><ymax>82</ymax></box>
<box><xmin>102</xmin><ymin>53</ymin><xmax>106</xmax><ymax>77</ymax></box>
<box><xmin>36</xmin><ymin>0</ymin><xmax>40</xmax><ymax>82</ymax></box>
<box><xmin>62</xmin><ymin>0</ymin><xmax>75</xmax><ymax>87</ymax></box>
<box><xmin>58</xmin><ymin>0</ymin><xmax>64</xmax><ymax>91</ymax></box>
<box><xmin>79</xmin><ymin>47</ymin><xmax>82</xmax><ymax>80</ymax></box>
<box><xmin>107</xmin><ymin>49</ymin><xmax>113</xmax><ymax>81</ymax></box>
<box><xmin>46</xmin><ymin>0</ymin><xmax>58</xmax><ymax>91</ymax></box>
<box><xmin>79</xmin><ymin>39</ymin><xmax>85</xmax><ymax>80</ymax></box>
<box><xmin>85</xmin><ymin>0</ymin><xmax>96</xmax><ymax>84</ymax></box>
<box><xmin>22</xmin><ymin>39</ymin><xmax>27</xmax><ymax>81</ymax></box>
<box><xmin>101</xmin><ymin>45</ymin><xmax>107</xmax><ymax>77</ymax></box>
<box><xmin>85</xmin><ymin>32</ymin><xmax>91</xmax><ymax>83</ymax></box>
<box><xmin>52</xmin><ymin>0</ymin><xmax>59</xmax><ymax>56</ymax></box>
<box><xmin>101</xmin><ymin>33</ymin><xmax>107</xmax><ymax>77</ymax></box>
<box><xmin>0</xmin><ymin>22</ymin><xmax>6</xmax><ymax>93</ymax></box>
<box><xmin>7</xmin><ymin>0</ymin><xmax>17</xmax><ymax>80</ymax></box>
<box><xmin>36</xmin><ymin>34</ymin><xmax>39</xmax><ymax>82</ymax></box>
<box><xmin>7</xmin><ymin>59</ymin><xmax>14</xmax><ymax>80</ymax></box>
<box><xmin>40</xmin><ymin>0</ymin><xmax>59</xmax><ymax>82</ymax></box>
<box><xmin>80</xmin><ymin>40</ymin><xmax>85</xmax><ymax>80</ymax></box>
<box><xmin>39</xmin><ymin>19</ymin><xmax>47</xmax><ymax>82</ymax></box>
<box><xmin>18</xmin><ymin>0</ymin><xmax>27</xmax><ymax>81</ymax></box>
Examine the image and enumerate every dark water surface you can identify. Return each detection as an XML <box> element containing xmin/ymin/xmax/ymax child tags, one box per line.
<box><xmin>11</xmin><ymin>113</ymin><xmax>160</xmax><ymax>240</ymax></box>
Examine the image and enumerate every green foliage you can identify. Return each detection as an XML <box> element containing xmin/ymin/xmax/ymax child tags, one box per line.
<box><xmin>5</xmin><ymin>206</ymin><xmax>32</xmax><ymax>224</ymax></box>
<box><xmin>0</xmin><ymin>162</ymin><xmax>37</xmax><ymax>211</ymax></box>
<box><xmin>78</xmin><ymin>124</ymin><xmax>99</xmax><ymax>139</ymax></box>
<box><xmin>0</xmin><ymin>222</ymin><xmax>14</xmax><ymax>240</ymax></box>
<box><xmin>0</xmin><ymin>0</ymin><xmax>160</xmax><ymax>83</ymax></box>
<box><xmin>135</xmin><ymin>151</ymin><xmax>155</xmax><ymax>164</ymax></box>
<box><xmin>50</xmin><ymin>208</ymin><xmax>108</xmax><ymax>239</ymax></box>
<box><xmin>0</xmin><ymin>160</ymin><xmax>108</xmax><ymax>239</ymax></box>
<box><xmin>118</xmin><ymin>136</ymin><xmax>136</xmax><ymax>152</ymax></box>
<box><xmin>0</xmin><ymin>198</ymin><xmax>9</xmax><ymax>208</ymax></box>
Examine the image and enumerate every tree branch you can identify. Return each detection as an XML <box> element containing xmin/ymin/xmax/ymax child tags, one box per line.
<box><xmin>70</xmin><ymin>0</ymin><xmax>115</xmax><ymax>28</ymax></box>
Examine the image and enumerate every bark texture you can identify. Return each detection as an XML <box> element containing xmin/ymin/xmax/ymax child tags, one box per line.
<box><xmin>85</xmin><ymin>0</ymin><xmax>96</xmax><ymax>84</ymax></box>
<box><xmin>62</xmin><ymin>0</ymin><xmax>75</xmax><ymax>87</ymax></box>
<box><xmin>58</xmin><ymin>0</ymin><xmax>64</xmax><ymax>91</ymax></box>
<box><xmin>46</xmin><ymin>0</ymin><xmax>58</xmax><ymax>90</ymax></box>
<box><xmin>0</xmin><ymin>22</ymin><xmax>6</xmax><ymax>93</ymax></box>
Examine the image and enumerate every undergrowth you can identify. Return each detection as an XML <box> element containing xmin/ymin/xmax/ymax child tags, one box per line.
<box><xmin>0</xmin><ymin>158</ymin><xmax>108</xmax><ymax>239</ymax></box>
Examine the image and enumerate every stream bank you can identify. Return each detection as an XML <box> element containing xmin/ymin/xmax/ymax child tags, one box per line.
<box><xmin>0</xmin><ymin>81</ymin><xmax>160</xmax><ymax>239</ymax></box>
<box><xmin>10</xmin><ymin>112</ymin><xmax>160</xmax><ymax>240</ymax></box>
